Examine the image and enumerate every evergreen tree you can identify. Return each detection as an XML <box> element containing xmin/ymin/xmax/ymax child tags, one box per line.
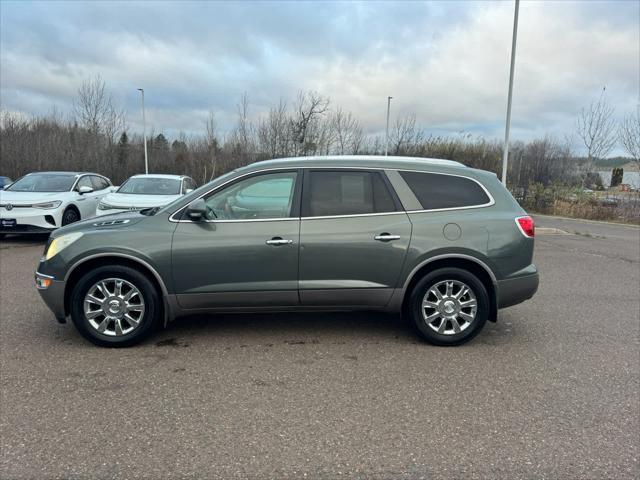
<box><xmin>117</xmin><ymin>131</ymin><xmax>129</xmax><ymax>167</ymax></box>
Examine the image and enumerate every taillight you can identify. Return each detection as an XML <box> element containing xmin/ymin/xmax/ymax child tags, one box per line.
<box><xmin>516</xmin><ymin>216</ymin><xmax>535</xmax><ymax>238</ymax></box>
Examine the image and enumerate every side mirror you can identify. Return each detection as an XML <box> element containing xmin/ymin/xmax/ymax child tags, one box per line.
<box><xmin>184</xmin><ymin>188</ymin><xmax>194</xmax><ymax>194</ymax></box>
<box><xmin>186</xmin><ymin>198</ymin><xmax>207</xmax><ymax>220</ymax></box>
<box><xmin>78</xmin><ymin>185</ymin><xmax>94</xmax><ymax>194</ymax></box>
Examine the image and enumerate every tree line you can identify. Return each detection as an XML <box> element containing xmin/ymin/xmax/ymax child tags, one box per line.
<box><xmin>1</xmin><ymin>77</ymin><xmax>638</xmax><ymax>192</ymax></box>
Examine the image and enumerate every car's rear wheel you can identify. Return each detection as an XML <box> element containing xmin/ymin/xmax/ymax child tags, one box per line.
<box><xmin>62</xmin><ymin>207</ymin><xmax>80</xmax><ymax>226</ymax></box>
<box><xmin>70</xmin><ymin>265</ymin><xmax>160</xmax><ymax>347</ymax></box>
<box><xmin>408</xmin><ymin>267</ymin><xmax>489</xmax><ymax>346</ymax></box>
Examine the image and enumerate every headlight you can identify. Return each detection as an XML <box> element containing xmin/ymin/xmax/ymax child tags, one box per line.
<box><xmin>44</xmin><ymin>232</ymin><xmax>83</xmax><ymax>261</ymax></box>
<box><xmin>32</xmin><ymin>201</ymin><xmax>62</xmax><ymax>209</ymax></box>
<box><xmin>98</xmin><ymin>202</ymin><xmax>117</xmax><ymax>210</ymax></box>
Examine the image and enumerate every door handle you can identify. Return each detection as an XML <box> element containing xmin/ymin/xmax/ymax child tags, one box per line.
<box><xmin>266</xmin><ymin>237</ymin><xmax>293</xmax><ymax>246</ymax></box>
<box><xmin>374</xmin><ymin>233</ymin><xmax>401</xmax><ymax>242</ymax></box>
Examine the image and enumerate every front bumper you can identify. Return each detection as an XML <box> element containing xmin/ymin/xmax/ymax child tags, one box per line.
<box><xmin>35</xmin><ymin>271</ymin><xmax>67</xmax><ymax>323</ymax></box>
<box><xmin>1</xmin><ymin>208</ymin><xmax>59</xmax><ymax>233</ymax></box>
<box><xmin>496</xmin><ymin>266</ymin><xmax>539</xmax><ymax>309</ymax></box>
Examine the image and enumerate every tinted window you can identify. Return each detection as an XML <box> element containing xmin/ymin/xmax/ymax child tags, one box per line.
<box><xmin>91</xmin><ymin>176</ymin><xmax>110</xmax><ymax>190</ymax></box>
<box><xmin>204</xmin><ymin>171</ymin><xmax>297</xmax><ymax>220</ymax></box>
<box><xmin>399</xmin><ymin>171</ymin><xmax>490</xmax><ymax>210</ymax></box>
<box><xmin>304</xmin><ymin>171</ymin><xmax>396</xmax><ymax>217</ymax></box>
<box><xmin>7</xmin><ymin>174</ymin><xmax>76</xmax><ymax>192</ymax></box>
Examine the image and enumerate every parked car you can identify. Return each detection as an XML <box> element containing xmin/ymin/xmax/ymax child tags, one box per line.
<box><xmin>96</xmin><ymin>174</ymin><xmax>197</xmax><ymax>216</ymax></box>
<box><xmin>0</xmin><ymin>176</ymin><xmax>12</xmax><ymax>190</ymax></box>
<box><xmin>35</xmin><ymin>156</ymin><xmax>539</xmax><ymax>347</ymax></box>
<box><xmin>0</xmin><ymin>171</ymin><xmax>113</xmax><ymax>237</ymax></box>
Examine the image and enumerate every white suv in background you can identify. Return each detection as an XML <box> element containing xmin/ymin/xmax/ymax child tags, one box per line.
<box><xmin>0</xmin><ymin>171</ymin><xmax>113</xmax><ymax>237</ymax></box>
<box><xmin>96</xmin><ymin>174</ymin><xmax>197</xmax><ymax>216</ymax></box>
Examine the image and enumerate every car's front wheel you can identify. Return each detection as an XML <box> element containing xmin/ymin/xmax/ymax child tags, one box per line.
<box><xmin>61</xmin><ymin>207</ymin><xmax>80</xmax><ymax>226</ymax></box>
<box><xmin>408</xmin><ymin>267</ymin><xmax>489</xmax><ymax>346</ymax></box>
<box><xmin>70</xmin><ymin>265</ymin><xmax>161</xmax><ymax>347</ymax></box>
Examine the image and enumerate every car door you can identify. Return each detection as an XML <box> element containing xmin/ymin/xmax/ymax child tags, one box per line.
<box><xmin>73</xmin><ymin>175</ymin><xmax>99</xmax><ymax>218</ymax></box>
<box><xmin>171</xmin><ymin>169</ymin><xmax>302</xmax><ymax>309</ymax></box>
<box><xmin>299</xmin><ymin>169</ymin><xmax>412</xmax><ymax>307</ymax></box>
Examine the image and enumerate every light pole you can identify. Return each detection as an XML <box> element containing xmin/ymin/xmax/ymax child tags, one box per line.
<box><xmin>137</xmin><ymin>88</ymin><xmax>149</xmax><ymax>174</ymax></box>
<box><xmin>385</xmin><ymin>96</ymin><xmax>393</xmax><ymax>156</ymax></box>
<box><xmin>501</xmin><ymin>0</ymin><xmax>520</xmax><ymax>186</ymax></box>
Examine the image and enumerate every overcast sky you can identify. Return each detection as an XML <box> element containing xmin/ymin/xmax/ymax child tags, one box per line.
<box><xmin>1</xmin><ymin>0</ymin><xmax>638</xmax><ymax>154</ymax></box>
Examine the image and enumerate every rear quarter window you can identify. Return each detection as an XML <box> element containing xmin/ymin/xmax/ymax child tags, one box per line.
<box><xmin>399</xmin><ymin>171</ymin><xmax>491</xmax><ymax>210</ymax></box>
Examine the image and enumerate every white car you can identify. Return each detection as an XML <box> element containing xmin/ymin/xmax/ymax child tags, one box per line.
<box><xmin>0</xmin><ymin>171</ymin><xmax>113</xmax><ymax>237</ymax></box>
<box><xmin>96</xmin><ymin>174</ymin><xmax>197</xmax><ymax>216</ymax></box>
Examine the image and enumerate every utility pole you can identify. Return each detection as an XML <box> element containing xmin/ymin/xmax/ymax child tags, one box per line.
<box><xmin>385</xmin><ymin>96</ymin><xmax>393</xmax><ymax>156</ymax></box>
<box><xmin>501</xmin><ymin>0</ymin><xmax>520</xmax><ymax>186</ymax></box>
<box><xmin>137</xmin><ymin>88</ymin><xmax>149</xmax><ymax>174</ymax></box>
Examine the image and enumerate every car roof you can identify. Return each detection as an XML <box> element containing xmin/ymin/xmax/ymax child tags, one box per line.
<box><xmin>243</xmin><ymin>155</ymin><xmax>467</xmax><ymax>172</ymax></box>
<box><xmin>25</xmin><ymin>171</ymin><xmax>85</xmax><ymax>176</ymax></box>
<box><xmin>128</xmin><ymin>174</ymin><xmax>186</xmax><ymax>180</ymax></box>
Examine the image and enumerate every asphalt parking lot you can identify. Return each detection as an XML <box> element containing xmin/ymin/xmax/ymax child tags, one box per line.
<box><xmin>1</xmin><ymin>215</ymin><xmax>638</xmax><ymax>479</ymax></box>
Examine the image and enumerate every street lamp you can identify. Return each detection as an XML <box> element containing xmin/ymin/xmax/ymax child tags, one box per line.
<box><xmin>137</xmin><ymin>88</ymin><xmax>149</xmax><ymax>174</ymax></box>
<box><xmin>385</xmin><ymin>96</ymin><xmax>393</xmax><ymax>156</ymax></box>
<box><xmin>501</xmin><ymin>0</ymin><xmax>520</xmax><ymax>186</ymax></box>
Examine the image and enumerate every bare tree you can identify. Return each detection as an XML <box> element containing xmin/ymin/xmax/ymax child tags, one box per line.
<box><xmin>290</xmin><ymin>91</ymin><xmax>329</xmax><ymax>155</ymax></box>
<box><xmin>257</xmin><ymin>99</ymin><xmax>289</xmax><ymax>158</ymax></box>
<box><xmin>389</xmin><ymin>114</ymin><xmax>422</xmax><ymax>155</ymax></box>
<box><xmin>330</xmin><ymin>108</ymin><xmax>364</xmax><ymax>154</ymax></box>
<box><xmin>74</xmin><ymin>75</ymin><xmax>122</xmax><ymax>137</ymax></box>
<box><xmin>229</xmin><ymin>92</ymin><xmax>254</xmax><ymax>166</ymax></box>
<box><xmin>576</xmin><ymin>88</ymin><xmax>617</xmax><ymax>161</ymax></box>
<box><xmin>619</xmin><ymin>110</ymin><xmax>640</xmax><ymax>167</ymax></box>
<box><xmin>204</xmin><ymin>111</ymin><xmax>220</xmax><ymax>181</ymax></box>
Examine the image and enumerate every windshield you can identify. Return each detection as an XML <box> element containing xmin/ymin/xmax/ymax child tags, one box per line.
<box><xmin>6</xmin><ymin>174</ymin><xmax>76</xmax><ymax>192</ymax></box>
<box><xmin>117</xmin><ymin>177</ymin><xmax>181</xmax><ymax>195</ymax></box>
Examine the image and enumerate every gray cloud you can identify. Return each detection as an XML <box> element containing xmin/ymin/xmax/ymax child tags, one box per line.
<box><xmin>1</xmin><ymin>0</ymin><xmax>638</xmax><ymax>154</ymax></box>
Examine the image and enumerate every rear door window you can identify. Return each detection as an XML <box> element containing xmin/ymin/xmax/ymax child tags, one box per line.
<box><xmin>303</xmin><ymin>170</ymin><xmax>397</xmax><ymax>217</ymax></box>
<box><xmin>399</xmin><ymin>171</ymin><xmax>491</xmax><ymax>210</ymax></box>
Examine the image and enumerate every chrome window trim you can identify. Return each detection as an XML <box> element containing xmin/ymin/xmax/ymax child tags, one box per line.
<box><xmin>169</xmin><ymin>165</ymin><xmax>494</xmax><ymax>223</ymax></box>
<box><xmin>169</xmin><ymin>167</ymin><xmax>300</xmax><ymax>223</ymax></box>
<box><xmin>172</xmin><ymin>217</ymin><xmax>301</xmax><ymax>224</ymax></box>
<box><xmin>301</xmin><ymin>211</ymin><xmax>407</xmax><ymax>221</ymax></box>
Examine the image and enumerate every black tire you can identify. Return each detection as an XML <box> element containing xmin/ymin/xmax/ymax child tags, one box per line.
<box><xmin>61</xmin><ymin>207</ymin><xmax>80</xmax><ymax>226</ymax></box>
<box><xmin>70</xmin><ymin>265</ymin><xmax>161</xmax><ymax>347</ymax></box>
<box><xmin>408</xmin><ymin>267</ymin><xmax>489</xmax><ymax>346</ymax></box>
<box><xmin>0</xmin><ymin>233</ymin><xmax>5</xmax><ymax>240</ymax></box>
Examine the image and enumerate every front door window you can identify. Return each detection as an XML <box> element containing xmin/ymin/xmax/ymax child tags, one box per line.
<box><xmin>203</xmin><ymin>171</ymin><xmax>297</xmax><ymax>220</ymax></box>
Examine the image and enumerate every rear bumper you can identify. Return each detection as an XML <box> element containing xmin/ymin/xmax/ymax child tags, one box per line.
<box><xmin>497</xmin><ymin>267</ymin><xmax>539</xmax><ymax>309</ymax></box>
<box><xmin>35</xmin><ymin>272</ymin><xmax>67</xmax><ymax>323</ymax></box>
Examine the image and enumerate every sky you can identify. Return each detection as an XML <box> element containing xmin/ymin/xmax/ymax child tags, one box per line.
<box><xmin>1</xmin><ymin>0</ymin><xmax>638</xmax><ymax>155</ymax></box>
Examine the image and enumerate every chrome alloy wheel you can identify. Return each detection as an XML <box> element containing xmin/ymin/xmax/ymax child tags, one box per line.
<box><xmin>83</xmin><ymin>278</ymin><xmax>145</xmax><ymax>336</ymax></box>
<box><xmin>421</xmin><ymin>280</ymin><xmax>477</xmax><ymax>335</ymax></box>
